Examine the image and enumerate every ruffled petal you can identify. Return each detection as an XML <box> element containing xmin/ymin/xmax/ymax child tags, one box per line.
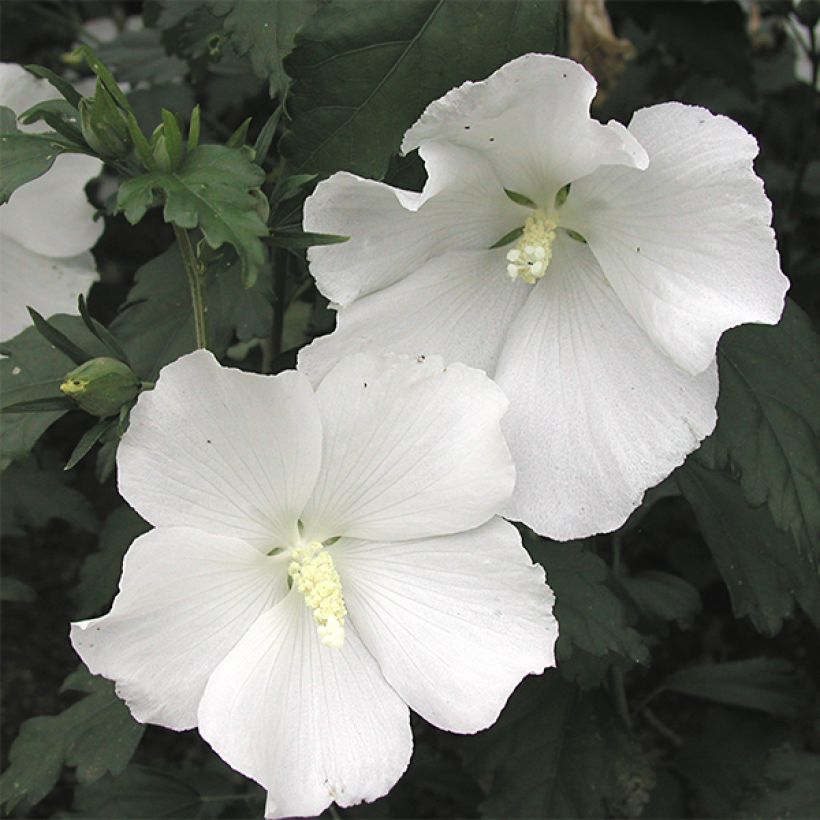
<box><xmin>298</xmin><ymin>250</ymin><xmax>531</xmax><ymax>385</ymax></box>
<box><xmin>0</xmin><ymin>153</ymin><xmax>103</xmax><ymax>257</ymax></box>
<box><xmin>494</xmin><ymin>236</ymin><xmax>718</xmax><ymax>540</ymax></box>
<box><xmin>301</xmin><ymin>352</ymin><xmax>514</xmax><ymax>543</ymax></box>
<box><xmin>0</xmin><ymin>238</ymin><xmax>96</xmax><ymax>341</ymax></box>
<box><xmin>333</xmin><ymin>518</ymin><xmax>556</xmax><ymax>734</ymax></box>
<box><xmin>562</xmin><ymin>102</ymin><xmax>788</xmax><ymax>374</ymax></box>
<box><xmin>118</xmin><ymin>350</ymin><xmax>322</xmax><ymax>549</ymax></box>
<box><xmin>197</xmin><ymin>591</ymin><xmax>411</xmax><ymax>820</ymax></box>
<box><xmin>401</xmin><ymin>53</ymin><xmax>648</xmax><ymax>206</ymax></box>
<box><xmin>304</xmin><ymin>141</ymin><xmax>523</xmax><ymax>307</ymax></box>
<box><xmin>70</xmin><ymin>527</ymin><xmax>288</xmax><ymax>731</ymax></box>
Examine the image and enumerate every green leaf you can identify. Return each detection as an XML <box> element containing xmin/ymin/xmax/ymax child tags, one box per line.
<box><xmin>745</xmin><ymin>749</ymin><xmax>820</xmax><ymax>818</ymax></box>
<box><xmin>268</xmin><ymin>228</ymin><xmax>349</xmax><ymax>250</ymax></box>
<box><xmin>528</xmin><ymin>538</ymin><xmax>649</xmax><ymax>671</ymax></box>
<box><xmin>27</xmin><ymin>307</ymin><xmax>97</xmax><ymax>365</ymax></box>
<box><xmin>0</xmin><ymin>107</ymin><xmax>71</xmax><ymax>204</ymax></box>
<box><xmin>0</xmin><ymin>317</ymin><xmax>110</xmax><ymax>468</ymax></box>
<box><xmin>23</xmin><ymin>64</ymin><xmax>83</xmax><ymax>108</ymax></box>
<box><xmin>1</xmin><ymin>457</ymin><xmax>97</xmax><ymax>535</ymax></box>
<box><xmin>488</xmin><ymin>226</ymin><xmax>524</xmax><ymax>249</ymax></box>
<box><xmin>110</xmin><ymin>245</ymin><xmax>272</xmax><ymax>379</ymax></box>
<box><xmin>95</xmin><ymin>28</ymin><xmax>187</xmax><ymax>85</ymax></box>
<box><xmin>77</xmin><ymin>295</ymin><xmax>130</xmax><ymax>364</ymax></box>
<box><xmin>698</xmin><ymin>301</ymin><xmax>820</xmax><ymax>562</ymax></box>
<box><xmin>209</xmin><ymin>0</ymin><xmax>318</xmax><ymax>95</ymax></box>
<box><xmin>620</xmin><ymin>571</ymin><xmax>701</xmax><ymax>626</ymax></box>
<box><xmin>0</xmin><ymin>577</ymin><xmax>36</xmax><ymax>602</ymax></box>
<box><xmin>116</xmin><ymin>144</ymin><xmax>268</xmax><ymax>284</ymax></box>
<box><xmin>462</xmin><ymin>674</ymin><xmax>623</xmax><ymax>817</ymax></box>
<box><xmin>678</xmin><ymin>460</ymin><xmax>820</xmax><ymax>634</ymax></box>
<box><xmin>70</xmin><ymin>44</ymin><xmax>134</xmax><ymax>115</ymax></box>
<box><xmin>0</xmin><ymin>667</ymin><xmax>144</xmax><ymax>812</ymax></box>
<box><xmin>281</xmin><ymin>0</ymin><xmax>564</xmax><ymax>178</ymax></box>
<box><xmin>65</xmin><ymin>418</ymin><xmax>117</xmax><ymax>471</ymax></box>
<box><xmin>73</xmin><ymin>506</ymin><xmax>149</xmax><ymax>618</ymax></box>
<box><xmin>504</xmin><ymin>188</ymin><xmax>538</xmax><ymax>208</ymax></box>
<box><xmin>662</xmin><ymin>658</ymin><xmax>806</xmax><ymax>717</ymax></box>
<box><xmin>73</xmin><ymin>761</ymin><xmax>244</xmax><ymax>819</ymax></box>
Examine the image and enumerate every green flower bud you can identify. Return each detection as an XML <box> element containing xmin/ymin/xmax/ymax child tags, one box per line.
<box><xmin>60</xmin><ymin>357</ymin><xmax>140</xmax><ymax>417</ymax></box>
<box><xmin>150</xmin><ymin>130</ymin><xmax>174</xmax><ymax>172</ymax></box>
<box><xmin>78</xmin><ymin>80</ymin><xmax>132</xmax><ymax>159</ymax></box>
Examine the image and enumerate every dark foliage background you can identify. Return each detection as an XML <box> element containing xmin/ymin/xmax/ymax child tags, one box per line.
<box><xmin>1</xmin><ymin>1</ymin><xmax>818</xmax><ymax>818</ymax></box>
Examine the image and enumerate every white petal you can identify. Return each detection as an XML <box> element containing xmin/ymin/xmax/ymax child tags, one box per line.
<box><xmin>1</xmin><ymin>153</ymin><xmax>103</xmax><ymax>257</ymax></box>
<box><xmin>494</xmin><ymin>237</ymin><xmax>719</xmax><ymax>540</ymax></box>
<box><xmin>301</xmin><ymin>352</ymin><xmax>514</xmax><ymax>543</ymax></box>
<box><xmin>198</xmin><ymin>592</ymin><xmax>412</xmax><ymax>820</ymax></box>
<box><xmin>0</xmin><ymin>237</ymin><xmax>96</xmax><ymax>341</ymax></box>
<box><xmin>401</xmin><ymin>53</ymin><xmax>648</xmax><ymax>205</ymax></box>
<box><xmin>298</xmin><ymin>250</ymin><xmax>531</xmax><ymax>385</ymax></box>
<box><xmin>332</xmin><ymin>518</ymin><xmax>557</xmax><ymax>734</ymax></box>
<box><xmin>562</xmin><ymin>102</ymin><xmax>788</xmax><ymax>374</ymax></box>
<box><xmin>0</xmin><ymin>62</ymin><xmax>60</xmax><ymax>133</ymax></box>
<box><xmin>70</xmin><ymin>527</ymin><xmax>288</xmax><ymax>730</ymax></box>
<box><xmin>304</xmin><ymin>141</ymin><xmax>523</xmax><ymax>307</ymax></box>
<box><xmin>118</xmin><ymin>350</ymin><xmax>322</xmax><ymax>549</ymax></box>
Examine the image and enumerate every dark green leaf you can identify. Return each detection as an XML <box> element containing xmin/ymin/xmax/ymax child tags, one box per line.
<box><xmin>281</xmin><ymin>0</ymin><xmax>564</xmax><ymax>178</ymax></box>
<box><xmin>528</xmin><ymin>538</ymin><xmax>649</xmax><ymax>670</ymax></box>
<box><xmin>621</xmin><ymin>571</ymin><xmax>701</xmax><ymax>626</ymax></box>
<box><xmin>0</xmin><ymin>396</ymin><xmax>76</xmax><ymax>413</ymax></box>
<box><xmin>65</xmin><ymin>418</ymin><xmax>117</xmax><ymax>471</ymax></box>
<box><xmin>225</xmin><ymin>116</ymin><xmax>251</xmax><ymax>149</ymax></box>
<box><xmin>0</xmin><ymin>317</ymin><xmax>109</xmax><ymax>468</ymax></box>
<box><xmin>268</xmin><ymin>228</ymin><xmax>349</xmax><ymax>250</ymax></box>
<box><xmin>253</xmin><ymin>106</ymin><xmax>280</xmax><ymax>164</ymax></box>
<box><xmin>1</xmin><ymin>457</ymin><xmax>97</xmax><ymax>535</ymax></box>
<box><xmin>27</xmin><ymin>307</ymin><xmax>96</xmax><ymax>365</ymax></box>
<box><xmin>70</xmin><ymin>45</ymin><xmax>134</xmax><ymax>115</ymax></box>
<box><xmin>110</xmin><ymin>245</ymin><xmax>272</xmax><ymax>379</ymax></box>
<box><xmin>23</xmin><ymin>64</ymin><xmax>83</xmax><ymax>108</ymax></box>
<box><xmin>116</xmin><ymin>144</ymin><xmax>268</xmax><ymax>284</ymax></box>
<box><xmin>678</xmin><ymin>460</ymin><xmax>820</xmax><ymax>634</ymax></box>
<box><xmin>699</xmin><ymin>301</ymin><xmax>820</xmax><ymax>562</ymax></box>
<box><xmin>95</xmin><ymin>28</ymin><xmax>187</xmax><ymax>85</ymax></box>
<box><xmin>0</xmin><ymin>107</ymin><xmax>69</xmax><ymax>204</ymax></box>
<box><xmin>73</xmin><ymin>506</ymin><xmax>149</xmax><ymax>618</ymax></box>
<box><xmin>77</xmin><ymin>295</ymin><xmax>130</xmax><ymax>364</ymax></box>
<box><xmin>209</xmin><ymin>0</ymin><xmax>318</xmax><ymax>95</ymax></box>
<box><xmin>745</xmin><ymin>749</ymin><xmax>820</xmax><ymax>818</ymax></box>
<box><xmin>463</xmin><ymin>674</ymin><xmax>623</xmax><ymax>818</ymax></box>
<box><xmin>19</xmin><ymin>99</ymin><xmax>86</xmax><ymax>145</ymax></box>
<box><xmin>0</xmin><ymin>577</ymin><xmax>36</xmax><ymax>602</ymax></box>
<box><xmin>662</xmin><ymin>658</ymin><xmax>806</xmax><ymax>717</ymax></box>
<box><xmin>0</xmin><ymin>667</ymin><xmax>144</xmax><ymax>812</ymax></box>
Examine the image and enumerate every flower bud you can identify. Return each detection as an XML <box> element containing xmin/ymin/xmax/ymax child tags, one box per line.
<box><xmin>60</xmin><ymin>357</ymin><xmax>140</xmax><ymax>417</ymax></box>
<box><xmin>78</xmin><ymin>80</ymin><xmax>132</xmax><ymax>159</ymax></box>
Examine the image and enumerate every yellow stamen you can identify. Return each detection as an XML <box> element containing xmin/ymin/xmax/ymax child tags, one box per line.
<box><xmin>506</xmin><ymin>212</ymin><xmax>557</xmax><ymax>284</ymax></box>
<box><xmin>288</xmin><ymin>541</ymin><xmax>347</xmax><ymax>649</ymax></box>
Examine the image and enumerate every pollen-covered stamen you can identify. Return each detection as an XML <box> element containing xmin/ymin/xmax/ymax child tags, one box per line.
<box><xmin>288</xmin><ymin>541</ymin><xmax>347</xmax><ymax>649</ymax></box>
<box><xmin>506</xmin><ymin>212</ymin><xmax>557</xmax><ymax>285</ymax></box>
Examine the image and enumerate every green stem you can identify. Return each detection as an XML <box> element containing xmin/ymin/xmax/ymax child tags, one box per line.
<box><xmin>643</xmin><ymin>707</ymin><xmax>683</xmax><ymax>747</ymax></box>
<box><xmin>173</xmin><ymin>225</ymin><xmax>208</xmax><ymax>349</ymax></box>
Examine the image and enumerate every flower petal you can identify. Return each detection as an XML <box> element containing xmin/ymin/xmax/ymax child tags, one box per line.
<box><xmin>0</xmin><ymin>62</ymin><xmax>60</xmax><ymax>133</ymax></box>
<box><xmin>401</xmin><ymin>53</ymin><xmax>648</xmax><ymax>206</ymax></box>
<box><xmin>562</xmin><ymin>102</ymin><xmax>788</xmax><ymax>374</ymax></box>
<box><xmin>118</xmin><ymin>350</ymin><xmax>322</xmax><ymax>549</ymax></box>
<box><xmin>0</xmin><ymin>238</ymin><xmax>96</xmax><ymax>341</ymax></box>
<box><xmin>0</xmin><ymin>153</ymin><xmax>103</xmax><ymax>258</ymax></box>
<box><xmin>298</xmin><ymin>250</ymin><xmax>531</xmax><ymax>385</ymax></box>
<box><xmin>304</xmin><ymin>141</ymin><xmax>523</xmax><ymax>307</ymax></box>
<box><xmin>197</xmin><ymin>591</ymin><xmax>412</xmax><ymax>820</ymax></box>
<box><xmin>494</xmin><ymin>236</ymin><xmax>718</xmax><ymax>540</ymax></box>
<box><xmin>332</xmin><ymin>518</ymin><xmax>557</xmax><ymax>734</ymax></box>
<box><xmin>70</xmin><ymin>527</ymin><xmax>288</xmax><ymax>730</ymax></box>
<box><xmin>301</xmin><ymin>352</ymin><xmax>514</xmax><ymax>543</ymax></box>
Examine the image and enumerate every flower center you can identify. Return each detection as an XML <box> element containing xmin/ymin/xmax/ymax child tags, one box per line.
<box><xmin>288</xmin><ymin>540</ymin><xmax>347</xmax><ymax>649</ymax></box>
<box><xmin>506</xmin><ymin>211</ymin><xmax>557</xmax><ymax>285</ymax></box>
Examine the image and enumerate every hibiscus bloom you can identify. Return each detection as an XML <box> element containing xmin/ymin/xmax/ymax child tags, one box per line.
<box><xmin>71</xmin><ymin>349</ymin><xmax>557</xmax><ymax>819</ymax></box>
<box><xmin>299</xmin><ymin>54</ymin><xmax>788</xmax><ymax>540</ymax></box>
<box><xmin>0</xmin><ymin>63</ymin><xmax>102</xmax><ymax>342</ymax></box>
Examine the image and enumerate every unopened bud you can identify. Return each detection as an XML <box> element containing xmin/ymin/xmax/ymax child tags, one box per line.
<box><xmin>60</xmin><ymin>357</ymin><xmax>140</xmax><ymax>417</ymax></box>
<box><xmin>78</xmin><ymin>80</ymin><xmax>132</xmax><ymax>159</ymax></box>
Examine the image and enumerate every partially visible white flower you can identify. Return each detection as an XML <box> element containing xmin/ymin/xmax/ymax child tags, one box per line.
<box><xmin>71</xmin><ymin>349</ymin><xmax>557</xmax><ymax>819</ymax></box>
<box><xmin>299</xmin><ymin>54</ymin><xmax>789</xmax><ymax>541</ymax></box>
<box><xmin>0</xmin><ymin>63</ymin><xmax>103</xmax><ymax>342</ymax></box>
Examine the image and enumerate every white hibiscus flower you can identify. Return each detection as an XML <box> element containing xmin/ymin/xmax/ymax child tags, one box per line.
<box><xmin>299</xmin><ymin>53</ymin><xmax>789</xmax><ymax>541</ymax></box>
<box><xmin>0</xmin><ymin>63</ymin><xmax>103</xmax><ymax>342</ymax></box>
<box><xmin>71</xmin><ymin>349</ymin><xmax>557</xmax><ymax>819</ymax></box>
